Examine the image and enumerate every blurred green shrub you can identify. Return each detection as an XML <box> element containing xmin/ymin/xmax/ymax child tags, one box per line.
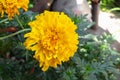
<box><xmin>101</xmin><ymin>0</ymin><xmax>120</xmax><ymax>12</ymax></box>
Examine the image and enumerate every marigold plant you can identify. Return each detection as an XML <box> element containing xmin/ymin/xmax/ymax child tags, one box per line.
<box><xmin>24</xmin><ymin>11</ymin><xmax>79</xmax><ymax>71</ymax></box>
<box><xmin>0</xmin><ymin>0</ymin><xmax>29</xmax><ymax>19</ymax></box>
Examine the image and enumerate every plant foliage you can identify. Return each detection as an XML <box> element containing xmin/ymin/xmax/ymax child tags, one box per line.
<box><xmin>0</xmin><ymin>9</ymin><xmax>120</xmax><ymax>80</ymax></box>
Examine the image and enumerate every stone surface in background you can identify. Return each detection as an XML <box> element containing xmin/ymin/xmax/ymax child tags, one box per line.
<box><xmin>51</xmin><ymin>0</ymin><xmax>92</xmax><ymax>21</ymax></box>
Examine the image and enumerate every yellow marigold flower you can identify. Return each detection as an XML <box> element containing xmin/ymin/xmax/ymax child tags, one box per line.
<box><xmin>0</xmin><ymin>2</ymin><xmax>4</xmax><ymax>17</ymax></box>
<box><xmin>17</xmin><ymin>0</ymin><xmax>29</xmax><ymax>11</ymax></box>
<box><xmin>24</xmin><ymin>11</ymin><xmax>79</xmax><ymax>71</ymax></box>
<box><xmin>0</xmin><ymin>0</ymin><xmax>29</xmax><ymax>19</ymax></box>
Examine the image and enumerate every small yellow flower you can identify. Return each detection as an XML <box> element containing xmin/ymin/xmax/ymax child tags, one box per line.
<box><xmin>17</xmin><ymin>0</ymin><xmax>29</xmax><ymax>11</ymax></box>
<box><xmin>0</xmin><ymin>0</ymin><xmax>29</xmax><ymax>19</ymax></box>
<box><xmin>24</xmin><ymin>11</ymin><xmax>79</xmax><ymax>71</ymax></box>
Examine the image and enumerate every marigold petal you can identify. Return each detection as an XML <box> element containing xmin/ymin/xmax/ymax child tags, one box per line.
<box><xmin>0</xmin><ymin>0</ymin><xmax>29</xmax><ymax>19</ymax></box>
<box><xmin>24</xmin><ymin>10</ymin><xmax>79</xmax><ymax>71</ymax></box>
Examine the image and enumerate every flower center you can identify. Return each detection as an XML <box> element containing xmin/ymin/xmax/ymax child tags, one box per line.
<box><xmin>41</xmin><ymin>28</ymin><xmax>60</xmax><ymax>52</ymax></box>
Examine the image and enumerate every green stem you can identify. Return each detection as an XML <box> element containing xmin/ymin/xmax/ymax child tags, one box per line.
<box><xmin>0</xmin><ymin>18</ymin><xmax>9</xmax><ymax>24</ymax></box>
<box><xmin>15</xmin><ymin>15</ymin><xmax>24</xmax><ymax>29</ymax></box>
<box><xmin>0</xmin><ymin>28</ymin><xmax>31</xmax><ymax>40</ymax></box>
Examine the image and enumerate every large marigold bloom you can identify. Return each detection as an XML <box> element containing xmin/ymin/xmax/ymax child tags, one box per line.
<box><xmin>0</xmin><ymin>0</ymin><xmax>29</xmax><ymax>19</ymax></box>
<box><xmin>24</xmin><ymin>11</ymin><xmax>79</xmax><ymax>71</ymax></box>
